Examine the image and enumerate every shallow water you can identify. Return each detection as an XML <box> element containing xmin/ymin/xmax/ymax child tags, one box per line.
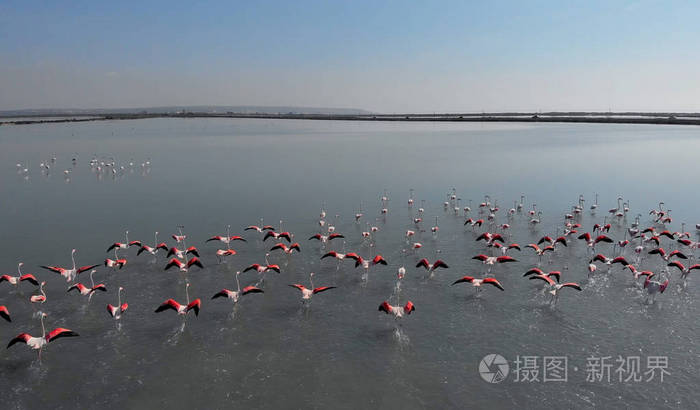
<box><xmin>1</xmin><ymin>118</ymin><xmax>699</xmax><ymax>409</ymax></box>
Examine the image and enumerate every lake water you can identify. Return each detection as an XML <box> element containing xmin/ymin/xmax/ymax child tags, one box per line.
<box><xmin>1</xmin><ymin>118</ymin><xmax>700</xmax><ymax>409</ymax></box>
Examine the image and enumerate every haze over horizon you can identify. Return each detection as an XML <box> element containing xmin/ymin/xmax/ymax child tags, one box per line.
<box><xmin>2</xmin><ymin>1</ymin><xmax>699</xmax><ymax>113</ymax></box>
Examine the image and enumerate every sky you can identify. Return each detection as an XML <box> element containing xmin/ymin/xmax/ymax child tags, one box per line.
<box><xmin>1</xmin><ymin>0</ymin><xmax>699</xmax><ymax>113</ymax></box>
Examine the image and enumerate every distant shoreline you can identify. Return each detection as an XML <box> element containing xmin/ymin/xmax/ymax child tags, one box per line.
<box><xmin>2</xmin><ymin>112</ymin><xmax>700</xmax><ymax>126</ymax></box>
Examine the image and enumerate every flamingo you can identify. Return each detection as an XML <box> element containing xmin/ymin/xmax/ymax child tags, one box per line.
<box><xmin>107</xmin><ymin>287</ymin><xmax>128</xmax><ymax>320</ymax></box>
<box><xmin>155</xmin><ymin>283</ymin><xmax>201</xmax><ymax>317</ymax></box>
<box><xmin>0</xmin><ymin>263</ymin><xmax>40</xmax><ymax>287</ymax></box>
<box><xmin>106</xmin><ymin>230</ymin><xmax>141</xmax><ymax>252</ymax></box>
<box><xmin>263</xmin><ymin>220</ymin><xmax>293</xmax><ymax>242</ymax></box>
<box><xmin>525</xmin><ymin>243</ymin><xmax>555</xmax><ymax>258</ymax></box>
<box><xmin>408</xmin><ymin>189</ymin><xmax>414</xmax><ymax>206</ymax></box>
<box><xmin>243</xmin><ymin>253</ymin><xmax>281</xmax><ymax>275</ymax></box>
<box><xmin>137</xmin><ymin>231</ymin><xmax>169</xmax><ymax>256</ymax></box>
<box><xmin>464</xmin><ymin>218</ymin><xmax>484</xmax><ymax>229</ymax></box>
<box><xmin>215</xmin><ymin>249</ymin><xmax>237</xmax><ymax>263</ymax></box>
<box><xmin>67</xmin><ymin>269</ymin><xmax>106</xmax><ymax>301</ymax></box>
<box><xmin>244</xmin><ymin>221</ymin><xmax>275</xmax><ymax>233</ymax></box>
<box><xmin>206</xmin><ymin>225</ymin><xmax>247</xmax><ymax>245</ymax></box>
<box><xmin>41</xmin><ymin>249</ymin><xmax>99</xmax><ymax>282</ymax></box>
<box><xmin>648</xmin><ymin>248</ymin><xmax>687</xmax><ymax>262</ymax></box>
<box><xmin>164</xmin><ymin>257</ymin><xmax>204</xmax><ymax>272</ymax></box>
<box><xmin>416</xmin><ymin>258</ymin><xmax>449</xmax><ymax>274</ymax></box>
<box><xmin>288</xmin><ymin>272</ymin><xmax>336</xmax><ymax>301</ymax></box>
<box><xmin>452</xmin><ymin>276</ymin><xmax>504</xmax><ymax>292</ymax></box>
<box><xmin>643</xmin><ymin>275</ymin><xmax>669</xmax><ymax>303</ymax></box>
<box><xmin>270</xmin><ymin>242</ymin><xmax>301</xmax><ymax>255</ymax></box>
<box><xmin>528</xmin><ymin>275</ymin><xmax>582</xmax><ymax>305</ymax></box>
<box><xmin>30</xmin><ymin>282</ymin><xmax>47</xmax><ymax>305</ymax></box>
<box><xmin>491</xmin><ymin>242</ymin><xmax>521</xmax><ymax>255</ymax></box>
<box><xmin>212</xmin><ymin>271</ymin><xmax>264</xmax><ymax>303</ymax></box>
<box><xmin>7</xmin><ymin>313</ymin><xmax>79</xmax><ymax>361</ymax></box>
<box><xmin>167</xmin><ymin>246</ymin><xmax>200</xmax><ymax>259</ymax></box>
<box><xmin>591</xmin><ymin>254</ymin><xmax>629</xmax><ymax>267</ymax></box>
<box><xmin>0</xmin><ymin>306</ymin><xmax>10</xmax><ymax>322</ymax></box>
<box><xmin>523</xmin><ymin>268</ymin><xmax>561</xmax><ymax>282</ymax></box>
<box><xmin>378</xmin><ymin>301</ymin><xmax>415</xmax><ymax>318</ymax></box>
<box><xmin>104</xmin><ymin>256</ymin><xmax>127</xmax><ymax>270</ymax></box>
<box><xmin>667</xmin><ymin>261</ymin><xmax>700</xmax><ymax>283</ymax></box>
<box><xmin>472</xmin><ymin>255</ymin><xmax>517</xmax><ymax>265</ymax></box>
<box><xmin>431</xmin><ymin>217</ymin><xmax>439</xmax><ymax>234</ymax></box>
<box><xmin>171</xmin><ymin>226</ymin><xmax>187</xmax><ymax>243</ymax></box>
<box><xmin>263</xmin><ymin>231</ymin><xmax>292</xmax><ymax>242</ymax></box>
<box><xmin>590</xmin><ymin>193</ymin><xmax>599</xmax><ymax>211</ymax></box>
<box><xmin>308</xmin><ymin>233</ymin><xmax>344</xmax><ymax>243</ymax></box>
<box><xmin>626</xmin><ymin>265</ymin><xmax>655</xmax><ymax>281</ymax></box>
<box><xmin>476</xmin><ymin>232</ymin><xmax>505</xmax><ymax>246</ymax></box>
<box><xmin>321</xmin><ymin>250</ymin><xmax>357</xmax><ymax>269</ymax></box>
<box><xmin>577</xmin><ymin>232</ymin><xmax>614</xmax><ymax>249</ymax></box>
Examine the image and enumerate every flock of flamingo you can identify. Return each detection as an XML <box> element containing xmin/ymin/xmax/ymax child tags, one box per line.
<box><xmin>2</xmin><ymin>184</ymin><xmax>700</xmax><ymax>362</ymax></box>
<box><xmin>15</xmin><ymin>154</ymin><xmax>151</xmax><ymax>182</ymax></box>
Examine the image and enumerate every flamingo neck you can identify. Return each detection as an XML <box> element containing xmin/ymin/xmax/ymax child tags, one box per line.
<box><xmin>40</xmin><ymin>315</ymin><xmax>46</xmax><ymax>338</ymax></box>
<box><xmin>118</xmin><ymin>289</ymin><xmax>121</xmax><ymax>306</ymax></box>
<box><xmin>186</xmin><ymin>286</ymin><xmax>190</xmax><ymax>305</ymax></box>
<box><xmin>236</xmin><ymin>274</ymin><xmax>240</xmax><ymax>292</ymax></box>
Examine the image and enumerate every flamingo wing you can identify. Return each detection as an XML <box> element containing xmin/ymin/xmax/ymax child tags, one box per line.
<box><xmin>242</xmin><ymin>286</ymin><xmax>264</xmax><ymax>295</ymax></box>
<box><xmin>212</xmin><ymin>289</ymin><xmax>233</xmax><ymax>299</ymax></box>
<box><xmin>452</xmin><ymin>276</ymin><xmax>475</xmax><ymax>285</ymax></box>
<box><xmin>472</xmin><ymin>255</ymin><xmax>488</xmax><ymax>262</ymax></box>
<box><xmin>523</xmin><ymin>268</ymin><xmax>544</xmax><ymax>277</ymax></box>
<box><xmin>496</xmin><ymin>256</ymin><xmax>516</xmax><ymax>263</ymax></box>
<box><xmin>560</xmin><ymin>283</ymin><xmax>582</xmax><ymax>291</ymax></box>
<box><xmin>378</xmin><ymin>301</ymin><xmax>393</xmax><ymax>314</ymax></box>
<box><xmin>415</xmin><ymin>258</ymin><xmax>430</xmax><ymax>269</ymax></box>
<box><xmin>164</xmin><ymin>258</ymin><xmax>184</xmax><ymax>270</ymax></box>
<box><xmin>270</xmin><ymin>243</ymin><xmax>287</xmax><ymax>252</ymax></box>
<box><xmin>46</xmin><ymin>328</ymin><xmax>79</xmax><ymax>343</ymax></box>
<box><xmin>7</xmin><ymin>333</ymin><xmax>31</xmax><ymax>348</ymax></box>
<box><xmin>667</xmin><ymin>261</ymin><xmax>685</xmax><ymax>272</ymax></box>
<box><xmin>186</xmin><ymin>299</ymin><xmax>201</xmax><ymax>316</ymax></box>
<box><xmin>0</xmin><ymin>306</ymin><xmax>10</xmax><ymax>322</ymax></box>
<box><xmin>483</xmin><ymin>278</ymin><xmax>505</xmax><ymax>290</ymax></box>
<box><xmin>288</xmin><ymin>284</ymin><xmax>307</xmax><ymax>292</ymax></box>
<box><xmin>547</xmin><ymin>271</ymin><xmax>561</xmax><ymax>282</ymax></box>
<box><xmin>187</xmin><ymin>258</ymin><xmax>204</xmax><ymax>269</ymax></box>
<box><xmin>19</xmin><ymin>274</ymin><xmax>40</xmax><ymax>286</ymax></box>
<box><xmin>155</xmin><ymin>299</ymin><xmax>181</xmax><ymax>313</ymax></box>
<box><xmin>529</xmin><ymin>274</ymin><xmax>555</xmax><ymax>286</ymax></box>
<box><xmin>403</xmin><ymin>301</ymin><xmax>415</xmax><ymax>314</ymax></box>
<box><xmin>433</xmin><ymin>260</ymin><xmax>449</xmax><ymax>269</ymax></box>
<box><xmin>40</xmin><ymin>265</ymin><xmax>64</xmax><ymax>274</ymax></box>
<box><xmin>670</xmin><ymin>250</ymin><xmax>688</xmax><ymax>260</ymax></box>
<box><xmin>611</xmin><ymin>257</ymin><xmax>629</xmax><ymax>266</ymax></box>
<box><xmin>321</xmin><ymin>251</ymin><xmax>338</xmax><ymax>260</ymax></box>
<box><xmin>372</xmin><ymin>255</ymin><xmax>387</xmax><ymax>265</ymax></box>
<box><xmin>312</xmin><ymin>286</ymin><xmax>336</xmax><ymax>294</ymax></box>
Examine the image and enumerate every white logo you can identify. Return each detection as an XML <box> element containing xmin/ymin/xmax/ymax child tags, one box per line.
<box><xmin>479</xmin><ymin>354</ymin><xmax>509</xmax><ymax>383</ymax></box>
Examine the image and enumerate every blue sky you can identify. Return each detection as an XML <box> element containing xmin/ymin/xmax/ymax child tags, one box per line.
<box><xmin>2</xmin><ymin>1</ymin><xmax>699</xmax><ymax>112</ymax></box>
